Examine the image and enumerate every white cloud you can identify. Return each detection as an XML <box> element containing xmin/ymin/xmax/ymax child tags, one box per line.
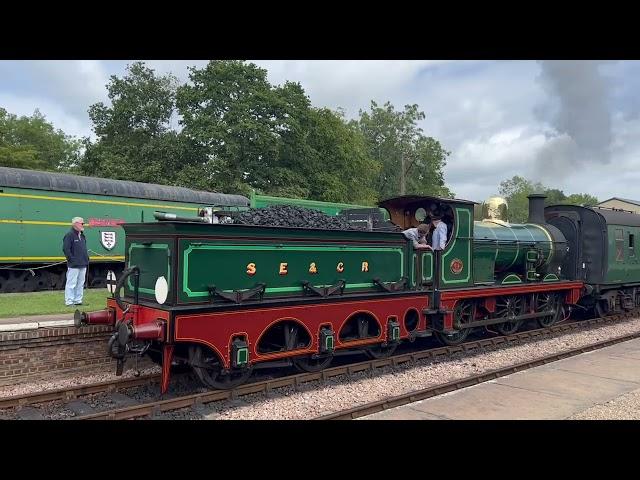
<box><xmin>449</xmin><ymin>127</ymin><xmax>548</xmax><ymax>201</ymax></box>
<box><xmin>144</xmin><ymin>60</ymin><xmax>208</xmax><ymax>83</ymax></box>
<box><xmin>254</xmin><ymin>60</ymin><xmax>449</xmax><ymax>114</ymax></box>
<box><xmin>20</xmin><ymin>60</ymin><xmax>110</xmax><ymax>116</ymax></box>
<box><xmin>0</xmin><ymin>93</ymin><xmax>92</xmax><ymax>139</ymax></box>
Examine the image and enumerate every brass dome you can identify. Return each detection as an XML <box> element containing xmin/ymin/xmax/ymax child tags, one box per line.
<box><xmin>482</xmin><ymin>196</ymin><xmax>509</xmax><ymax>221</ymax></box>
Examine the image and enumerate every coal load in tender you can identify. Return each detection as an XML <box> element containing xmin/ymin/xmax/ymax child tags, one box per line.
<box><xmin>372</xmin><ymin>219</ymin><xmax>402</xmax><ymax>232</ymax></box>
<box><xmin>232</xmin><ymin>205</ymin><xmax>360</xmax><ymax>230</ymax></box>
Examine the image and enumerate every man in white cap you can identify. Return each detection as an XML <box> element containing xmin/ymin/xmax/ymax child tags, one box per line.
<box><xmin>62</xmin><ymin>217</ymin><xmax>89</xmax><ymax>306</ymax></box>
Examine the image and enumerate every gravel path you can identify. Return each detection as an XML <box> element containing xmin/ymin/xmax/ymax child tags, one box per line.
<box><xmin>190</xmin><ymin>318</ymin><xmax>640</xmax><ymax>420</ymax></box>
<box><xmin>568</xmin><ymin>387</ymin><xmax>640</xmax><ymax>419</ymax></box>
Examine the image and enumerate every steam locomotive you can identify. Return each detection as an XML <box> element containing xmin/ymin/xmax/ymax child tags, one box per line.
<box><xmin>76</xmin><ymin>192</ymin><xmax>640</xmax><ymax>393</ymax></box>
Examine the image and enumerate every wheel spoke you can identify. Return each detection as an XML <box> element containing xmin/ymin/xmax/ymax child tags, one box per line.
<box><xmin>437</xmin><ymin>301</ymin><xmax>474</xmax><ymax>345</ymax></box>
<box><xmin>293</xmin><ymin>355</ymin><xmax>333</xmax><ymax>372</ymax></box>
<box><xmin>537</xmin><ymin>293</ymin><xmax>562</xmax><ymax>328</ymax></box>
<box><xmin>495</xmin><ymin>296</ymin><xmax>523</xmax><ymax>335</ymax></box>
<box><xmin>284</xmin><ymin>324</ymin><xmax>299</xmax><ymax>351</ymax></box>
<box><xmin>189</xmin><ymin>345</ymin><xmax>252</xmax><ymax>390</ymax></box>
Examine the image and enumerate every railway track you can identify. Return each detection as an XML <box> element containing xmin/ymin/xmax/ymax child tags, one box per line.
<box><xmin>0</xmin><ymin>374</ymin><xmax>160</xmax><ymax>409</ymax></box>
<box><xmin>1</xmin><ymin>311</ymin><xmax>637</xmax><ymax>420</ymax></box>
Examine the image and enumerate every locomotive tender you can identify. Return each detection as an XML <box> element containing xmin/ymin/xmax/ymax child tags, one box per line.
<box><xmin>78</xmin><ymin>192</ymin><xmax>602</xmax><ymax>393</ymax></box>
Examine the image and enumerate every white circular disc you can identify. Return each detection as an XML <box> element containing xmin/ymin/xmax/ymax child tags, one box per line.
<box><xmin>154</xmin><ymin>276</ymin><xmax>169</xmax><ymax>305</ymax></box>
<box><xmin>106</xmin><ymin>270</ymin><xmax>117</xmax><ymax>294</ymax></box>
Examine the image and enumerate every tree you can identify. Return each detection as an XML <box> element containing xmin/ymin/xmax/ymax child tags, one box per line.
<box><xmin>176</xmin><ymin>60</ymin><xmax>380</xmax><ymax>203</ymax></box>
<box><xmin>81</xmin><ymin>62</ymin><xmax>206</xmax><ymax>186</ymax></box>
<box><xmin>355</xmin><ymin>101</ymin><xmax>452</xmax><ymax>199</ymax></box>
<box><xmin>544</xmin><ymin>188</ymin><xmax>567</xmax><ymax>205</ymax></box>
<box><xmin>76</xmin><ymin>60</ymin><xmax>452</xmax><ymax>205</ymax></box>
<box><xmin>498</xmin><ymin>176</ymin><xmax>542</xmax><ymax>223</ymax></box>
<box><xmin>176</xmin><ymin>60</ymin><xmax>287</xmax><ymax>195</ymax></box>
<box><xmin>498</xmin><ymin>175</ymin><xmax>599</xmax><ymax>222</ymax></box>
<box><xmin>0</xmin><ymin>108</ymin><xmax>82</xmax><ymax>171</ymax></box>
<box><xmin>565</xmin><ymin>193</ymin><xmax>598</xmax><ymax>206</ymax></box>
<box><xmin>301</xmin><ymin>108</ymin><xmax>379</xmax><ymax>204</ymax></box>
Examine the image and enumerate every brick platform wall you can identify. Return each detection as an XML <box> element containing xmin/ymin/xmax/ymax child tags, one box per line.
<box><xmin>0</xmin><ymin>325</ymin><xmax>153</xmax><ymax>385</ymax></box>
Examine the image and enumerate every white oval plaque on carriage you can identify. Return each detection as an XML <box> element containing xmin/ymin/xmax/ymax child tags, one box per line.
<box><xmin>106</xmin><ymin>270</ymin><xmax>117</xmax><ymax>294</ymax></box>
<box><xmin>155</xmin><ymin>276</ymin><xmax>168</xmax><ymax>305</ymax></box>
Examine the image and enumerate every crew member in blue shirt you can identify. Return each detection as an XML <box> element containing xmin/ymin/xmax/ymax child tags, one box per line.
<box><xmin>427</xmin><ymin>214</ymin><xmax>447</xmax><ymax>251</ymax></box>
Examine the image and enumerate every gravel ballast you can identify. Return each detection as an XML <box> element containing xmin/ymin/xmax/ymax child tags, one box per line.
<box><xmin>0</xmin><ymin>365</ymin><xmax>161</xmax><ymax>399</ymax></box>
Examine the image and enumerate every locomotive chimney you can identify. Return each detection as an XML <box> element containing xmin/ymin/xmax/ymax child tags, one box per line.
<box><xmin>527</xmin><ymin>193</ymin><xmax>547</xmax><ymax>224</ymax></box>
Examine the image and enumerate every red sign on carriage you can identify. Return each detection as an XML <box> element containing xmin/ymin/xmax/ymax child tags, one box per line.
<box><xmin>88</xmin><ymin>218</ymin><xmax>125</xmax><ymax>227</ymax></box>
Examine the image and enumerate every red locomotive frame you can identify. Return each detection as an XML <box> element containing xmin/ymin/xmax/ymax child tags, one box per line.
<box><xmin>99</xmin><ymin>277</ymin><xmax>582</xmax><ymax>393</ymax></box>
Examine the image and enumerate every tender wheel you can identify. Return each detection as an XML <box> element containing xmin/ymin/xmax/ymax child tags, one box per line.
<box><xmin>436</xmin><ymin>301</ymin><xmax>475</xmax><ymax>346</ymax></box>
<box><xmin>595</xmin><ymin>299</ymin><xmax>610</xmax><ymax>318</ymax></box>
<box><xmin>188</xmin><ymin>345</ymin><xmax>252</xmax><ymax>390</ymax></box>
<box><xmin>537</xmin><ymin>293</ymin><xmax>563</xmax><ymax>327</ymax></box>
<box><xmin>365</xmin><ymin>342</ymin><xmax>398</xmax><ymax>359</ymax></box>
<box><xmin>292</xmin><ymin>355</ymin><xmax>333</xmax><ymax>372</ymax></box>
<box><xmin>495</xmin><ymin>296</ymin><xmax>524</xmax><ymax>335</ymax></box>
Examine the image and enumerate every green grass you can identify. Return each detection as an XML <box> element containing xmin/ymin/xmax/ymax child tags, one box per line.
<box><xmin>0</xmin><ymin>289</ymin><xmax>109</xmax><ymax>318</ymax></box>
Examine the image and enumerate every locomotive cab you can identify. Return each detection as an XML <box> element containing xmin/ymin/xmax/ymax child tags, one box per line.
<box><xmin>379</xmin><ymin>195</ymin><xmax>476</xmax><ymax>291</ymax></box>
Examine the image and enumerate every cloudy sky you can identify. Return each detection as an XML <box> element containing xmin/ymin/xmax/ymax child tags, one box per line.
<box><xmin>0</xmin><ymin>60</ymin><xmax>636</xmax><ymax>203</ymax></box>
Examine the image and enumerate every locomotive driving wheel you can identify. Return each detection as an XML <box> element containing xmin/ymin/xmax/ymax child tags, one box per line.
<box><xmin>436</xmin><ymin>300</ymin><xmax>475</xmax><ymax>346</ymax></box>
<box><xmin>536</xmin><ymin>293</ymin><xmax>563</xmax><ymax>327</ymax></box>
<box><xmin>292</xmin><ymin>355</ymin><xmax>333</xmax><ymax>372</ymax></box>
<box><xmin>495</xmin><ymin>296</ymin><xmax>524</xmax><ymax>335</ymax></box>
<box><xmin>365</xmin><ymin>342</ymin><xmax>398</xmax><ymax>359</ymax></box>
<box><xmin>188</xmin><ymin>345</ymin><xmax>252</xmax><ymax>390</ymax></box>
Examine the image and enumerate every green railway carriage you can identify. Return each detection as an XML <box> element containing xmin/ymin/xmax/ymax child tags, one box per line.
<box><xmin>0</xmin><ymin>167</ymin><xmax>249</xmax><ymax>292</ymax></box>
<box><xmin>78</xmin><ymin>193</ymin><xmax>585</xmax><ymax>392</ymax></box>
<box><xmin>546</xmin><ymin>204</ymin><xmax>640</xmax><ymax>315</ymax></box>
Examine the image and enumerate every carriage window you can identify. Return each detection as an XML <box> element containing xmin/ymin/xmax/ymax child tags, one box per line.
<box><xmin>630</xmin><ymin>233</ymin><xmax>635</xmax><ymax>257</ymax></box>
<box><xmin>615</xmin><ymin>228</ymin><xmax>624</xmax><ymax>262</ymax></box>
<box><xmin>415</xmin><ymin>208</ymin><xmax>427</xmax><ymax>222</ymax></box>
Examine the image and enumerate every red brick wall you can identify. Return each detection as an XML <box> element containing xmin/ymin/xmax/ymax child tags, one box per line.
<box><xmin>0</xmin><ymin>325</ymin><xmax>153</xmax><ymax>385</ymax></box>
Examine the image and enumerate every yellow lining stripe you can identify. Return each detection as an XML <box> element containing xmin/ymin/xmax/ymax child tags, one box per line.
<box><xmin>1</xmin><ymin>219</ymin><xmax>71</xmax><ymax>226</ymax></box>
<box><xmin>0</xmin><ymin>256</ymin><xmax>125</xmax><ymax>261</ymax></box>
<box><xmin>0</xmin><ymin>192</ymin><xmax>200</xmax><ymax>211</ymax></box>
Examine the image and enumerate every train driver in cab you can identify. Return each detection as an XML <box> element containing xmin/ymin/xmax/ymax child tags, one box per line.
<box><xmin>426</xmin><ymin>214</ymin><xmax>447</xmax><ymax>251</ymax></box>
<box><xmin>402</xmin><ymin>224</ymin><xmax>430</xmax><ymax>250</ymax></box>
